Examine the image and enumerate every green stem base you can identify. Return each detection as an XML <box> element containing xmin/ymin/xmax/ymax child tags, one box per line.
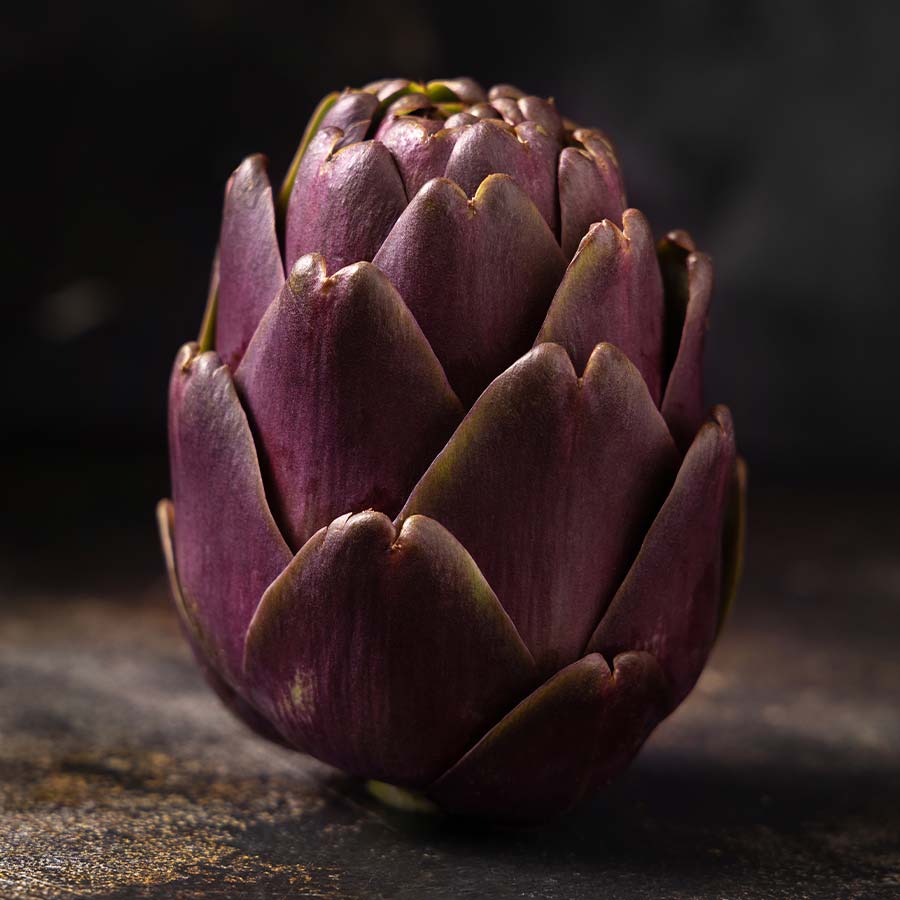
<box><xmin>366</xmin><ymin>780</ymin><xmax>440</xmax><ymax>815</ymax></box>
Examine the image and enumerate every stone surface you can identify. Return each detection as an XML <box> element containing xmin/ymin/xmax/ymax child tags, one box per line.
<box><xmin>1</xmin><ymin>485</ymin><xmax>899</xmax><ymax>899</ymax></box>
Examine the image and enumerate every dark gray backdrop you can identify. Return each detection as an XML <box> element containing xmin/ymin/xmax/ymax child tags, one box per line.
<box><xmin>4</xmin><ymin>0</ymin><xmax>899</xmax><ymax>561</ymax></box>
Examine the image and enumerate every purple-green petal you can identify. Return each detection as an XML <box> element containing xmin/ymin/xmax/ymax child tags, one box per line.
<box><xmin>243</xmin><ymin>511</ymin><xmax>538</xmax><ymax>786</ymax></box>
<box><xmin>442</xmin><ymin>112</ymin><xmax>480</xmax><ymax>128</ymax></box>
<box><xmin>156</xmin><ymin>499</ymin><xmax>291</xmax><ymax>748</ymax></box>
<box><xmin>380</xmin><ymin>92</ymin><xmax>433</xmax><ymax>122</ymax></box>
<box><xmin>215</xmin><ymin>155</ymin><xmax>285</xmax><ymax>370</ymax></box>
<box><xmin>490</xmin><ymin>96</ymin><xmax>524</xmax><ymax>126</ymax></box>
<box><xmin>517</xmin><ymin>95</ymin><xmax>564</xmax><ymax>142</ymax></box>
<box><xmin>443</xmin><ymin>119</ymin><xmax>560</xmax><ymax>233</ymax></box>
<box><xmin>588</xmin><ymin>406</ymin><xmax>736</xmax><ymax>703</ymax></box>
<box><xmin>428</xmin><ymin>651</ymin><xmax>669</xmax><ymax>823</ymax></box>
<box><xmin>319</xmin><ymin>88</ymin><xmax>379</xmax><ymax>141</ymax></box>
<box><xmin>426</xmin><ymin>77</ymin><xmax>487</xmax><ymax>105</ymax></box>
<box><xmin>362</xmin><ymin>78</ymin><xmax>414</xmax><ymax>102</ymax></box>
<box><xmin>488</xmin><ymin>83</ymin><xmax>525</xmax><ymax>100</ymax></box>
<box><xmin>376</xmin><ymin>117</ymin><xmax>457</xmax><ymax>197</ymax></box>
<box><xmin>536</xmin><ymin>209</ymin><xmax>665</xmax><ymax>404</ymax></box>
<box><xmin>234</xmin><ymin>255</ymin><xmax>464</xmax><ymax>550</ymax></box>
<box><xmin>558</xmin><ymin>146</ymin><xmax>627</xmax><ymax>257</ymax></box>
<box><xmin>285</xmin><ymin>129</ymin><xmax>407</xmax><ymax>273</ymax></box>
<box><xmin>467</xmin><ymin>102</ymin><xmax>502</xmax><ymax>120</ymax></box>
<box><xmin>661</xmin><ymin>249</ymin><xmax>714</xmax><ymax>452</ymax></box>
<box><xmin>573</xmin><ymin>127</ymin><xmax>627</xmax><ymax>210</ymax></box>
<box><xmin>373</xmin><ymin>175</ymin><xmax>566</xmax><ymax>404</ymax></box>
<box><xmin>167</xmin><ymin>343</ymin><xmax>292</xmax><ymax>683</ymax></box>
<box><xmin>399</xmin><ymin>342</ymin><xmax>680</xmax><ymax>673</ymax></box>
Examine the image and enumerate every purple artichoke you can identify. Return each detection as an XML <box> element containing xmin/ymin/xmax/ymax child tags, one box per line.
<box><xmin>158</xmin><ymin>77</ymin><xmax>746</xmax><ymax>824</ymax></box>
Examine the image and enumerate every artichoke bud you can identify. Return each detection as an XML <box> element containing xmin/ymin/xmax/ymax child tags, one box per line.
<box><xmin>160</xmin><ymin>76</ymin><xmax>745</xmax><ymax>824</ymax></box>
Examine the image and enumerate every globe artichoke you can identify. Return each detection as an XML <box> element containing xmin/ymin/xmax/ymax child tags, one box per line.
<box><xmin>157</xmin><ymin>76</ymin><xmax>746</xmax><ymax>824</ymax></box>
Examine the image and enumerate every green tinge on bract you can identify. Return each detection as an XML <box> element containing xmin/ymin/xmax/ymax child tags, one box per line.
<box><xmin>277</xmin><ymin>91</ymin><xmax>340</xmax><ymax>213</ymax></box>
<box><xmin>425</xmin><ymin>81</ymin><xmax>460</xmax><ymax>103</ymax></box>
<box><xmin>366</xmin><ymin>82</ymin><xmax>428</xmax><ymax>138</ymax></box>
<box><xmin>197</xmin><ymin>254</ymin><xmax>219</xmax><ymax>353</ymax></box>
<box><xmin>435</xmin><ymin>102</ymin><xmax>465</xmax><ymax>117</ymax></box>
<box><xmin>275</xmin><ymin>81</ymin><xmax>466</xmax><ymax>217</ymax></box>
<box><xmin>380</xmin><ymin>81</ymin><xmax>426</xmax><ymax>108</ymax></box>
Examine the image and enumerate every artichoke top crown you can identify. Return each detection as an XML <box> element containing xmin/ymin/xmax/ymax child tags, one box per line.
<box><xmin>208</xmin><ymin>76</ymin><xmax>636</xmax><ymax>405</ymax></box>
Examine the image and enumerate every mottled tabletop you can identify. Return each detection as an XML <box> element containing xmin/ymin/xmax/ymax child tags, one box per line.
<box><xmin>2</xmin><ymin>485</ymin><xmax>898</xmax><ymax>899</ymax></box>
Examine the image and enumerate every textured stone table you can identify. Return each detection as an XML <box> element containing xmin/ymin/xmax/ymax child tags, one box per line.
<box><xmin>1</xmin><ymin>485</ymin><xmax>898</xmax><ymax>899</ymax></box>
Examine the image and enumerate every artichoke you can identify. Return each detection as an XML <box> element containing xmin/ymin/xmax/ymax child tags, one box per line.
<box><xmin>157</xmin><ymin>77</ymin><xmax>746</xmax><ymax>824</ymax></box>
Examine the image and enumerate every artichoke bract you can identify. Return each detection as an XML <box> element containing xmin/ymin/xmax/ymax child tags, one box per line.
<box><xmin>158</xmin><ymin>77</ymin><xmax>746</xmax><ymax>824</ymax></box>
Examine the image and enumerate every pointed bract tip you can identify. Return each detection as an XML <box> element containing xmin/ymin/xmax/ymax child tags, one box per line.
<box><xmin>664</xmin><ymin>229</ymin><xmax>696</xmax><ymax>252</ymax></box>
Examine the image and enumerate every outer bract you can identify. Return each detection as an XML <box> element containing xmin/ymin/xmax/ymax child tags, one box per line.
<box><xmin>159</xmin><ymin>77</ymin><xmax>746</xmax><ymax>824</ymax></box>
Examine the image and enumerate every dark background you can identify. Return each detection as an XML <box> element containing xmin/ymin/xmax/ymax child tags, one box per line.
<box><xmin>3</xmin><ymin>1</ymin><xmax>899</xmax><ymax>583</ymax></box>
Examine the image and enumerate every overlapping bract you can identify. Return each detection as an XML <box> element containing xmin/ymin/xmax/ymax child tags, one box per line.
<box><xmin>159</xmin><ymin>77</ymin><xmax>745</xmax><ymax>824</ymax></box>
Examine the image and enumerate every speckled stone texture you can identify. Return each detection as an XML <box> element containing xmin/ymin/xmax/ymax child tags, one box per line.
<box><xmin>1</xmin><ymin>484</ymin><xmax>898</xmax><ymax>899</ymax></box>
